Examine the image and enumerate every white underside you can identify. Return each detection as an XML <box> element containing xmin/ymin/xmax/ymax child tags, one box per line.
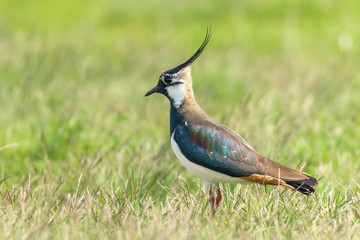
<box><xmin>171</xmin><ymin>132</ymin><xmax>250</xmax><ymax>184</ymax></box>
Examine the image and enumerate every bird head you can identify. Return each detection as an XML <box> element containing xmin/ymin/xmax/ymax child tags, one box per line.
<box><xmin>145</xmin><ymin>28</ymin><xmax>212</xmax><ymax>109</ymax></box>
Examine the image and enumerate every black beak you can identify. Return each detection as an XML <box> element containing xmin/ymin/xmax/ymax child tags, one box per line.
<box><xmin>145</xmin><ymin>85</ymin><xmax>160</xmax><ymax>97</ymax></box>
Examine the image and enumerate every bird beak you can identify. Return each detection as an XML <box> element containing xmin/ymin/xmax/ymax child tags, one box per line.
<box><xmin>145</xmin><ymin>85</ymin><xmax>160</xmax><ymax>97</ymax></box>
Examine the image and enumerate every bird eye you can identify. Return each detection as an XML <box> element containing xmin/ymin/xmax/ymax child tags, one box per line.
<box><xmin>163</xmin><ymin>76</ymin><xmax>172</xmax><ymax>84</ymax></box>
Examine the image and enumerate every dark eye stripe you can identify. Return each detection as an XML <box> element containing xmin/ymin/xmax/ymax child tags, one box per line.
<box><xmin>168</xmin><ymin>81</ymin><xmax>184</xmax><ymax>86</ymax></box>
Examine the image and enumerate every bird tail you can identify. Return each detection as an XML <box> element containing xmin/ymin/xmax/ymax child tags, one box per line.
<box><xmin>283</xmin><ymin>175</ymin><xmax>318</xmax><ymax>195</ymax></box>
<box><xmin>240</xmin><ymin>156</ymin><xmax>318</xmax><ymax>195</ymax></box>
<box><xmin>260</xmin><ymin>157</ymin><xmax>318</xmax><ymax>195</ymax></box>
<box><xmin>240</xmin><ymin>172</ymin><xmax>318</xmax><ymax>195</ymax></box>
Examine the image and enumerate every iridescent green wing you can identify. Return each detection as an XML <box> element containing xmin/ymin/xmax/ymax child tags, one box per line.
<box><xmin>173</xmin><ymin>122</ymin><xmax>264</xmax><ymax>177</ymax></box>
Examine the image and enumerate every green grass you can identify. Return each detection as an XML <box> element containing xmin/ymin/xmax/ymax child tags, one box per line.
<box><xmin>1</xmin><ymin>0</ymin><xmax>360</xmax><ymax>239</ymax></box>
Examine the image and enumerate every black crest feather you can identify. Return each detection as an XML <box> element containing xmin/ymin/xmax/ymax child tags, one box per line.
<box><xmin>164</xmin><ymin>27</ymin><xmax>212</xmax><ymax>75</ymax></box>
<box><xmin>180</xmin><ymin>26</ymin><xmax>212</xmax><ymax>68</ymax></box>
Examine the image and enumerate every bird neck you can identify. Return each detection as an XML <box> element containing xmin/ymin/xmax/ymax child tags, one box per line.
<box><xmin>170</xmin><ymin>103</ymin><xmax>184</xmax><ymax>136</ymax></box>
<box><xmin>169</xmin><ymin>94</ymin><xmax>209</xmax><ymax>136</ymax></box>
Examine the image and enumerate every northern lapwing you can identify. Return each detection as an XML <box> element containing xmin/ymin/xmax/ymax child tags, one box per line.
<box><xmin>145</xmin><ymin>29</ymin><xmax>318</xmax><ymax>214</ymax></box>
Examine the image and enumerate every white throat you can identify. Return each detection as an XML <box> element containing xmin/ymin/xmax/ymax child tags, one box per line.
<box><xmin>166</xmin><ymin>84</ymin><xmax>186</xmax><ymax>108</ymax></box>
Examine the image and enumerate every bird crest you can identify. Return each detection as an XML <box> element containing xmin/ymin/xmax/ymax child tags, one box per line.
<box><xmin>146</xmin><ymin>28</ymin><xmax>212</xmax><ymax>109</ymax></box>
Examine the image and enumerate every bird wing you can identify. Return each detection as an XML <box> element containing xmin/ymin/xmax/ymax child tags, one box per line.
<box><xmin>173</xmin><ymin>122</ymin><xmax>312</xmax><ymax>181</ymax></box>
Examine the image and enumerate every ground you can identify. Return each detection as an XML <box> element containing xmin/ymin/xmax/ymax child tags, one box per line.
<box><xmin>0</xmin><ymin>0</ymin><xmax>359</xmax><ymax>239</ymax></box>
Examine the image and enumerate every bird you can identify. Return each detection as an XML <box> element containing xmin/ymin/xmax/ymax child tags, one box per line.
<box><xmin>145</xmin><ymin>28</ymin><xmax>318</xmax><ymax>215</ymax></box>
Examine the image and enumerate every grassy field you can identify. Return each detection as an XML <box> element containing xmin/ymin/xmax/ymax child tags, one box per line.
<box><xmin>1</xmin><ymin>0</ymin><xmax>360</xmax><ymax>239</ymax></box>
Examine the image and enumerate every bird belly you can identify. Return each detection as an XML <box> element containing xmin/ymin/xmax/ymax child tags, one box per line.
<box><xmin>171</xmin><ymin>134</ymin><xmax>250</xmax><ymax>184</ymax></box>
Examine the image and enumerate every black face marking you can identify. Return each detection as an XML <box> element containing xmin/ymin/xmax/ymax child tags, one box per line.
<box><xmin>168</xmin><ymin>81</ymin><xmax>184</xmax><ymax>87</ymax></box>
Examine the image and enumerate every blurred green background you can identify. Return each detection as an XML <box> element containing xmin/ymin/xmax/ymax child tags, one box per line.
<box><xmin>0</xmin><ymin>0</ymin><xmax>359</xmax><ymax>192</ymax></box>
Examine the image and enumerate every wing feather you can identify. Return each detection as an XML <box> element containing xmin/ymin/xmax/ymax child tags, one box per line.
<box><xmin>174</xmin><ymin>122</ymin><xmax>314</xmax><ymax>182</ymax></box>
<box><xmin>174</xmin><ymin>123</ymin><xmax>263</xmax><ymax>177</ymax></box>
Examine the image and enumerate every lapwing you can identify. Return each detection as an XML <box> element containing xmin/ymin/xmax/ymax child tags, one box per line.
<box><xmin>145</xmin><ymin>28</ymin><xmax>318</xmax><ymax>214</ymax></box>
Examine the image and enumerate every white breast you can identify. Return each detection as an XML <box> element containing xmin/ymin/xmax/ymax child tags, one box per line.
<box><xmin>170</xmin><ymin>132</ymin><xmax>250</xmax><ymax>184</ymax></box>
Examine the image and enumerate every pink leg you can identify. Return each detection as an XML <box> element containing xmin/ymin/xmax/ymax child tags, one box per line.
<box><xmin>208</xmin><ymin>184</ymin><xmax>216</xmax><ymax>216</ymax></box>
<box><xmin>208</xmin><ymin>184</ymin><xmax>222</xmax><ymax>216</ymax></box>
<box><xmin>215</xmin><ymin>186</ymin><xmax>222</xmax><ymax>208</ymax></box>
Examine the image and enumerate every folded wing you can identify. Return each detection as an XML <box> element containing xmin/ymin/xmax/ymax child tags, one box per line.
<box><xmin>173</xmin><ymin>122</ymin><xmax>317</xmax><ymax>195</ymax></box>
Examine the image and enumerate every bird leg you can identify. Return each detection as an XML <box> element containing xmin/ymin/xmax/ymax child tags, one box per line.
<box><xmin>207</xmin><ymin>183</ymin><xmax>222</xmax><ymax>216</ymax></box>
<box><xmin>215</xmin><ymin>185</ymin><xmax>222</xmax><ymax>208</ymax></box>
<box><xmin>204</xmin><ymin>181</ymin><xmax>222</xmax><ymax>216</ymax></box>
<box><xmin>208</xmin><ymin>184</ymin><xmax>216</xmax><ymax>215</ymax></box>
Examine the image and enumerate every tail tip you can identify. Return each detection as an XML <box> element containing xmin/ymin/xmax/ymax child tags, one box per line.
<box><xmin>286</xmin><ymin>175</ymin><xmax>318</xmax><ymax>196</ymax></box>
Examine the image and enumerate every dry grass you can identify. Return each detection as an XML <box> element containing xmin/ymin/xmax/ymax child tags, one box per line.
<box><xmin>1</xmin><ymin>170</ymin><xmax>360</xmax><ymax>239</ymax></box>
